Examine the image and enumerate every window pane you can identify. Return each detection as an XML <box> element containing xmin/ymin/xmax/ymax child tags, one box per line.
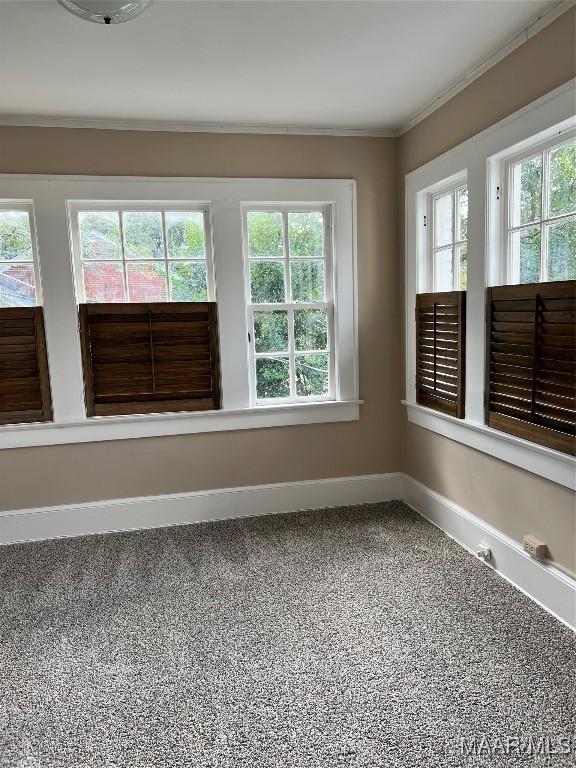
<box><xmin>457</xmin><ymin>186</ymin><xmax>468</xmax><ymax>241</ymax></box>
<box><xmin>288</xmin><ymin>211</ymin><xmax>324</xmax><ymax>258</ymax></box>
<box><xmin>0</xmin><ymin>263</ymin><xmax>36</xmax><ymax>307</ymax></box>
<box><xmin>79</xmin><ymin>212</ymin><xmax>121</xmax><ymax>260</ymax></box>
<box><xmin>126</xmin><ymin>262</ymin><xmax>167</xmax><ymax>301</ymax></box>
<box><xmin>547</xmin><ymin>218</ymin><xmax>576</xmax><ymax>281</ymax></box>
<box><xmin>123</xmin><ymin>212</ymin><xmax>164</xmax><ymax>260</ymax></box>
<box><xmin>250</xmin><ymin>261</ymin><xmax>285</xmax><ymax>303</ymax></box>
<box><xmin>291</xmin><ymin>260</ymin><xmax>325</xmax><ymax>302</ymax></box>
<box><xmin>549</xmin><ymin>140</ymin><xmax>576</xmax><ymax>218</ymax></box>
<box><xmin>254</xmin><ymin>311</ymin><xmax>288</xmax><ymax>353</ymax></box>
<box><xmin>434</xmin><ymin>247</ymin><xmax>453</xmax><ymax>292</ymax></box>
<box><xmin>169</xmin><ymin>262</ymin><xmax>208</xmax><ymax>302</ymax></box>
<box><xmin>511</xmin><ymin>226</ymin><xmax>541</xmax><ymax>284</ymax></box>
<box><xmin>511</xmin><ymin>155</ymin><xmax>542</xmax><ymax>227</ymax></box>
<box><xmin>166</xmin><ymin>212</ymin><xmax>206</xmax><ymax>259</ymax></box>
<box><xmin>247</xmin><ymin>211</ymin><xmax>283</xmax><ymax>258</ymax></box>
<box><xmin>457</xmin><ymin>243</ymin><xmax>467</xmax><ymax>290</ymax></box>
<box><xmin>256</xmin><ymin>357</ymin><xmax>290</xmax><ymax>399</ymax></box>
<box><xmin>294</xmin><ymin>309</ymin><xmax>328</xmax><ymax>351</ymax></box>
<box><xmin>434</xmin><ymin>193</ymin><xmax>453</xmax><ymax>248</ymax></box>
<box><xmin>82</xmin><ymin>262</ymin><xmax>125</xmax><ymax>302</ymax></box>
<box><xmin>0</xmin><ymin>211</ymin><xmax>33</xmax><ymax>261</ymax></box>
<box><xmin>295</xmin><ymin>354</ymin><xmax>329</xmax><ymax>397</ymax></box>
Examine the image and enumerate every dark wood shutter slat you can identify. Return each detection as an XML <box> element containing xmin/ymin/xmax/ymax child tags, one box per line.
<box><xmin>486</xmin><ymin>280</ymin><xmax>576</xmax><ymax>456</ymax></box>
<box><xmin>416</xmin><ymin>291</ymin><xmax>466</xmax><ymax>419</ymax></box>
<box><xmin>79</xmin><ymin>302</ymin><xmax>222</xmax><ymax>417</ymax></box>
<box><xmin>0</xmin><ymin>307</ymin><xmax>53</xmax><ymax>425</ymax></box>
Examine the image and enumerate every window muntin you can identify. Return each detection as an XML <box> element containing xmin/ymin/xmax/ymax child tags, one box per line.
<box><xmin>244</xmin><ymin>207</ymin><xmax>334</xmax><ymax>403</ymax></box>
<box><xmin>72</xmin><ymin>205</ymin><xmax>213</xmax><ymax>303</ymax></box>
<box><xmin>0</xmin><ymin>205</ymin><xmax>40</xmax><ymax>308</ymax></box>
<box><xmin>430</xmin><ymin>184</ymin><xmax>468</xmax><ymax>292</ymax></box>
<box><xmin>506</xmin><ymin>136</ymin><xmax>575</xmax><ymax>283</ymax></box>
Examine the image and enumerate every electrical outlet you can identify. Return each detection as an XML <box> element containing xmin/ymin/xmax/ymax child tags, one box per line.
<box><xmin>523</xmin><ymin>535</ymin><xmax>547</xmax><ymax>561</ymax></box>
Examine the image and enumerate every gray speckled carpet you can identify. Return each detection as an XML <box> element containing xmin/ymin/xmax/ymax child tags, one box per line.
<box><xmin>0</xmin><ymin>501</ymin><xmax>574</xmax><ymax>768</ymax></box>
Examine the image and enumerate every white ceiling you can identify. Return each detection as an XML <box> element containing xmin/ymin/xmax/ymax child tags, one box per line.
<box><xmin>0</xmin><ymin>0</ymin><xmax>563</xmax><ymax>134</ymax></box>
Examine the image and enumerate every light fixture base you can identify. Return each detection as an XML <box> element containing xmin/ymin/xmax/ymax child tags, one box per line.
<box><xmin>58</xmin><ymin>0</ymin><xmax>152</xmax><ymax>25</ymax></box>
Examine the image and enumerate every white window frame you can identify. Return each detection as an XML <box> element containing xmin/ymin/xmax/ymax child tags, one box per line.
<box><xmin>0</xmin><ymin>200</ymin><xmax>43</xmax><ymax>307</ymax></box>
<box><xmin>425</xmin><ymin>176</ymin><xmax>468</xmax><ymax>292</ymax></box>
<box><xmin>405</xmin><ymin>80</ymin><xmax>576</xmax><ymax>491</ymax></box>
<box><xmin>243</xmin><ymin>204</ymin><xmax>335</xmax><ymax>405</ymax></box>
<box><xmin>501</xmin><ymin>130</ymin><xmax>576</xmax><ymax>284</ymax></box>
<box><xmin>68</xmin><ymin>201</ymin><xmax>215</xmax><ymax>304</ymax></box>
<box><xmin>0</xmin><ymin>176</ymin><xmax>359</xmax><ymax>450</ymax></box>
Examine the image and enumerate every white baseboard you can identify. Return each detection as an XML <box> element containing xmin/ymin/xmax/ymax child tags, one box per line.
<box><xmin>0</xmin><ymin>472</ymin><xmax>404</xmax><ymax>546</ymax></box>
<box><xmin>1</xmin><ymin>471</ymin><xmax>573</xmax><ymax>631</ymax></box>
<box><xmin>403</xmin><ymin>476</ymin><xmax>576</xmax><ymax>631</ymax></box>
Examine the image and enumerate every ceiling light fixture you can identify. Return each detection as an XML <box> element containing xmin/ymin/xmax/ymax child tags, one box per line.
<box><xmin>57</xmin><ymin>0</ymin><xmax>152</xmax><ymax>25</ymax></box>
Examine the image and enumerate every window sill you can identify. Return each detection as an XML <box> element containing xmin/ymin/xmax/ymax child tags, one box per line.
<box><xmin>403</xmin><ymin>400</ymin><xmax>575</xmax><ymax>490</ymax></box>
<box><xmin>0</xmin><ymin>400</ymin><xmax>362</xmax><ymax>450</ymax></box>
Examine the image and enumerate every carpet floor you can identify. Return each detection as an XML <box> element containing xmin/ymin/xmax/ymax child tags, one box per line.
<box><xmin>0</xmin><ymin>501</ymin><xmax>574</xmax><ymax>768</ymax></box>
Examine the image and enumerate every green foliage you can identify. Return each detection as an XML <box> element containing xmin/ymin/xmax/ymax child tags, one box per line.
<box><xmin>248</xmin><ymin>212</ymin><xmax>283</xmax><ymax>258</ymax></box>
<box><xmin>548</xmin><ymin>219</ymin><xmax>576</xmax><ymax>281</ymax></box>
<box><xmin>515</xmin><ymin>140</ymin><xmax>575</xmax><ymax>282</ymax></box>
<box><xmin>294</xmin><ymin>309</ymin><xmax>327</xmax><ymax>351</ymax></box>
<box><xmin>291</xmin><ymin>260</ymin><xmax>325</xmax><ymax>302</ymax></box>
<box><xmin>254</xmin><ymin>311</ymin><xmax>288</xmax><ymax>352</ymax></box>
<box><xmin>458</xmin><ymin>187</ymin><xmax>468</xmax><ymax>241</ymax></box>
<box><xmin>0</xmin><ymin>212</ymin><xmax>33</xmax><ymax>261</ymax></box>
<box><xmin>518</xmin><ymin>156</ymin><xmax>542</xmax><ymax>225</ymax></box>
<box><xmin>549</xmin><ymin>141</ymin><xmax>576</xmax><ymax>217</ymax></box>
<box><xmin>518</xmin><ymin>228</ymin><xmax>541</xmax><ymax>284</ymax></box>
<box><xmin>79</xmin><ymin>212</ymin><xmax>121</xmax><ymax>260</ymax></box>
<box><xmin>288</xmin><ymin>212</ymin><xmax>324</xmax><ymax>257</ymax></box>
<box><xmin>166</xmin><ymin>212</ymin><xmax>205</xmax><ymax>259</ymax></box>
<box><xmin>169</xmin><ymin>262</ymin><xmax>208</xmax><ymax>301</ymax></box>
<box><xmin>250</xmin><ymin>261</ymin><xmax>285</xmax><ymax>303</ymax></box>
<box><xmin>459</xmin><ymin>244</ymin><xmax>468</xmax><ymax>291</ymax></box>
<box><xmin>123</xmin><ymin>212</ymin><xmax>163</xmax><ymax>259</ymax></box>
<box><xmin>256</xmin><ymin>357</ymin><xmax>290</xmax><ymax>398</ymax></box>
<box><xmin>296</xmin><ymin>355</ymin><xmax>328</xmax><ymax>396</ymax></box>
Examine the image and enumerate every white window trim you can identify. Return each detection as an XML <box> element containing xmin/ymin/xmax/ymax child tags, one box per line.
<box><xmin>0</xmin><ymin>200</ymin><xmax>43</xmax><ymax>306</ymax></box>
<box><xmin>426</xmin><ymin>175</ymin><xmax>467</xmax><ymax>292</ymax></box>
<box><xmin>0</xmin><ymin>176</ymin><xmax>359</xmax><ymax>450</ymax></box>
<box><xmin>501</xmin><ymin>130</ymin><xmax>576</xmax><ymax>284</ymax></box>
<box><xmin>68</xmin><ymin>201</ymin><xmax>216</xmax><ymax>304</ymax></box>
<box><xmin>243</xmin><ymin>204</ymin><xmax>335</xmax><ymax>405</ymax></box>
<box><xmin>405</xmin><ymin>79</ymin><xmax>576</xmax><ymax>490</ymax></box>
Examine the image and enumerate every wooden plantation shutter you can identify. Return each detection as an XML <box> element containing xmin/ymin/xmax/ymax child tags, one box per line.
<box><xmin>79</xmin><ymin>302</ymin><xmax>222</xmax><ymax>417</ymax></box>
<box><xmin>486</xmin><ymin>281</ymin><xmax>575</xmax><ymax>456</ymax></box>
<box><xmin>416</xmin><ymin>291</ymin><xmax>466</xmax><ymax>418</ymax></box>
<box><xmin>0</xmin><ymin>307</ymin><xmax>53</xmax><ymax>425</ymax></box>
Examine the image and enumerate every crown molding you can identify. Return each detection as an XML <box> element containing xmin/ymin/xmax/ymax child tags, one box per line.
<box><xmin>396</xmin><ymin>0</ymin><xmax>575</xmax><ymax>136</ymax></box>
<box><xmin>0</xmin><ymin>114</ymin><xmax>396</xmax><ymax>138</ymax></box>
<box><xmin>0</xmin><ymin>0</ymin><xmax>571</xmax><ymax>140</ymax></box>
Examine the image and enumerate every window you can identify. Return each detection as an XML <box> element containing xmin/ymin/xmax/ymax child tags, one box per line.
<box><xmin>244</xmin><ymin>207</ymin><xmax>334</xmax><ymax>403</ymax></box>
<box><xmin>0</xmin><ymin>177</ymin><xmax>357</xmax><ymax>448</ymax></box>
<box><xmin>429</xmin><ymin>183</ymin><xmax>468</xmax><ymax>291</ymax></box>
<box><xmin>506</xmin><ymin>135</ymin><xmax>575</xmax><ymax>283</ymax></box>
<box><xmin>71</xmin><ymin>204</ymin><xmax>213</xmax><ymax>303</ymax></box>
<box><xmin>0</xmin><ymin>204</ymin><xmax>40</xmax><ymax>307</ymax></box>
<box><xmin>405</xmin><ymin>85</ymin><xmax>575</xmax><ymax>488</ymax></box>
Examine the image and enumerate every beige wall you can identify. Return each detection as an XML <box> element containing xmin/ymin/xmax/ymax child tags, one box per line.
<box><xmin>398</xmin><ymin>8</ymin><xmax>576</xmax><ymax>577</ymax></box>
<box><xmin>0</xmin><ymin>132</ymin><xmax>402</xmax><ymax>510</ymax></box>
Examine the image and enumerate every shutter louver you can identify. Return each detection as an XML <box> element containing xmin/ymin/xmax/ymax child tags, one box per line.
<box><xmin>486</xmin><ymin>281</ymin><xmax>575</xmax><ymax>456</ymax></box>
<box><xmin>79</xmin><ymin>302</ymin><xmax>222</xmax><ymax>417</ymax></box>
<box><xmin>416</xmin><ymin>291</ymin><xmax>466</xmax><ymax>418</ymax></box>
<box><xmin>0</xmin><ymin>307</ymin><xmax>53</xmax><ymax>425</ymax></box>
